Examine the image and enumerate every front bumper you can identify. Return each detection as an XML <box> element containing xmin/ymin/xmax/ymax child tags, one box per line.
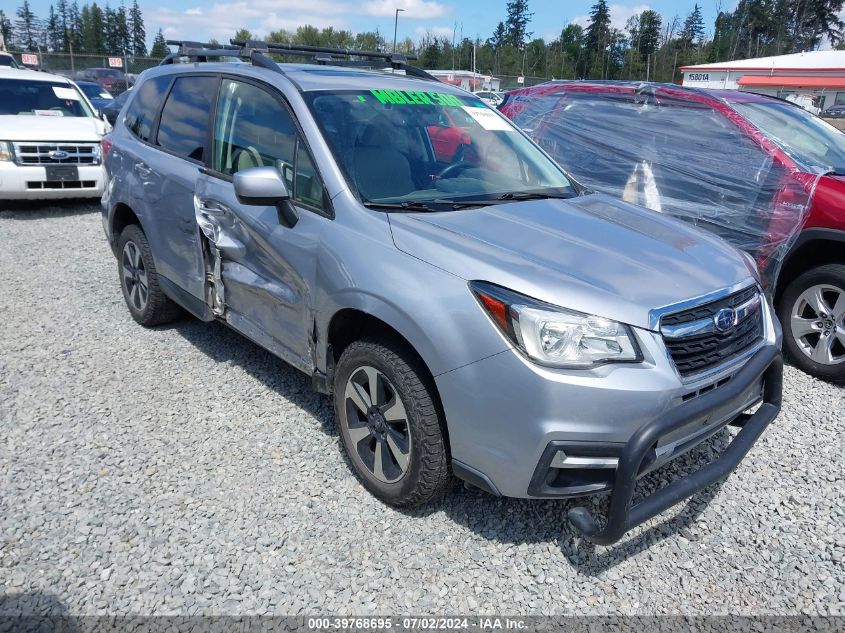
<box><xmin>567</xmin><ymin>345</ymin><xmax>781</xmax><ymax>544</ymax></box>
<box><xmin>0</xmin><ymin>162</ymin><xmax>105</xmax><ymax>200</ymax></box>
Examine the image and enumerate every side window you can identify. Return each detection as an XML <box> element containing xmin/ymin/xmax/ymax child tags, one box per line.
<box><xmin>124</xmin><ymin>74</ymin><xmax>171</xmax><ymax>142</ymax></box>
<box><xmin>156</xmin><ymin>75</ymin><xmax>217</xmax><ymax>161</ymax></box>
<box><xmin>213</xmin><ymin>79</ymin><xmax>325</xmax><ymax>210</ymax></box>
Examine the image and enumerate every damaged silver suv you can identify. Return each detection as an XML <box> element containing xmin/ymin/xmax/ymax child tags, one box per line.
<box><xmin>101</xmin><ymin>41</ymin><xmax>783</xmax><ymax>544</ymax></box>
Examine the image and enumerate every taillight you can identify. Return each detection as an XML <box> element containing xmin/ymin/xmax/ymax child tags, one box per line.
<box><xmin>101</xmin><ymin>136</ymin><xmax>112</xmax><ymax>158</ymax></box>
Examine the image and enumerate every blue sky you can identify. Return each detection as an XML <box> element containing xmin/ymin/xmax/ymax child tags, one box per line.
<box><xmin>23</xmin><ymin>0</ymin><xmax>730</xmax><ymax>49</ymax></box>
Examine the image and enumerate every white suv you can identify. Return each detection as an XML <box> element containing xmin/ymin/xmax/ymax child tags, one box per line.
<box><xmin>0</xmin><ymin>67</ymin><xmax>108</xmax><ymax>200</ymax></box>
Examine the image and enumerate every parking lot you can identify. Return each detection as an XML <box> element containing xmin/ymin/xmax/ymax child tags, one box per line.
<box><xmin>0</xmin><ymin>200</ymin><xmax>843</xmax><ymax>616</ymax></box>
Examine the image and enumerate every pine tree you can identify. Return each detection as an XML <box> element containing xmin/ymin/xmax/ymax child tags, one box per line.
<box><xmin>115</xmin><ymin>1</ymin><xmax>129</xmax><ymax>55</ymax></box>
<box><xmin>46</xmin><ymin>5</ymin><xmax>63</xmax><ymax>51</ymax></box>
<box><xmin>149</xmin><ymin>27</ymin><xmax>168</xmax><ymax>57</ymax></box>
<box><xmin>680</xmin><ymin>3</ymin><xmax>705</xmax><ymax>46</ymax></box>
<box><xmin>504</xmin><ymin>0</ymin><xmax>533</xmax><ymax>49</ymax></box>
<box><xmin>67</xmin><ymin>0</ymin><xmax>81</xmax><ymax>52</ymax></box>
<box><xmin>0</xmin><ymin>11</ymin><xmax>12</xmax><ymax>49</ymax></box>
<box><xmin>14</xmin><ymin>0</ymin><xmax>40</xmax><ymax>50</ymax></box>
<box><xmin>488</xmin><ymin>21</ymin><xmax>506</xmax><ymax>48</ymax></box>
<box><xmin>584</xmin><ymin>0</ymin><xmax>612</xmax><ymax>77</ymax></box>
<box><xmin>128</xmin><ymin>0</ymin><xmax>144</xmax><ymax>55</ymax></box>
<box><xmin>638</xmin><ymin>9</ymin><xmax>662</xmax><ymax>57</ymax></box>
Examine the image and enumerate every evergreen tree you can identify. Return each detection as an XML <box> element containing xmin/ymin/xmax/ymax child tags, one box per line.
<box><xmin>68</xmin><ymin>0</ymin><xmax>81</xmax><ymax>52</ymax></box>
<box><xmin>0</xmin><ymin>11</ymin><xmax>12</xmax><ymax>49</ymax></box>
<box><xmin>638</xmin><ymin>9</ymin><xmax>662</xmax><ymax>57</ymax></box>
<box><xmin>584</xmin><ymin>0</ymin><xmax>612</xmax><ymax>77</ymax></box>
<box><xmin>680</xmin><ymin>3</ymin><xmax>705</xmax><ymax>46</ymax></box>
<box><xmin>150</xmin><ymin>27</ymin><xmax>167</xmax><ymax>57</ymax></box>
<box><xmin>115</xmin><ymin>2</ymin><xmax>129</xmax><ymax>54</ymax></box>
<box><xmin>504</xmin><ymin>0</ymin><xmax>532</xmax><ymax>49</ymax></box>
<box><xmin>55</xmin><ymin>0</ymin><xmax>68</xmax><ymax>50</ymax></box>
<box><xmin>488</xmin><ymin>21</ymin><xmax>506</xmax><ymax>48</ymax></box>
<box><xmin>14</xmin><ymin>0</ymin><xmax>40</xmax><ymax>50</ymax></box>
<box><xmin>128</xmin><ymin>0</ymin><xmax>144</xmax><ymax>55</ymax></box>
<box><xmin>46</xmin><ymin>5</ymin><xmax>63</xmax><ymax>51</ymax></box>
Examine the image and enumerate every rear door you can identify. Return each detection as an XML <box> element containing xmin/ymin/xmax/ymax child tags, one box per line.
<box><xmin>193</xmin><ymin>77</ymin><xmax>330</xmax><ymax>371</ymax></box>
<box><xmin>145</xmin><ymin>74</ymin><xmax>219</xmax><ymax>301</ymax></box>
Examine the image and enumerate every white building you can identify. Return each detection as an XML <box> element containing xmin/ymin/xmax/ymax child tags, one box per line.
<box><xmin>681</xmin><ymin>50</ymin><xmax>845</xmax><ymax>112</ymax></box>
<box><xmin>427</xmin><ymin>70</ymin><xmax>501</xmax><ymax>92</ymax></box>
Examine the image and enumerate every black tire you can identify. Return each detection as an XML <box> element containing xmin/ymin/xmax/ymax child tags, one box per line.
<box><xmin>777</xmin><ymin>263</ymin><xmax>845</xmax><ymax>384</ymax></box>
<box><xmin>333</xmin><ymin>337</ymin><xmax>451</xmax><ymax>507</ymax></box>
<box><xmin>117</xmin><ymin>224</ymin><xmax>181</xmax><ymax>327</ymax></box>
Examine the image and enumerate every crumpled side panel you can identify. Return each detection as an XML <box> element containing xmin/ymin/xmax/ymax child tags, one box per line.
<box><xmin>500</xmin><ymin>83</ymin><xmax>821</xmax><ymax>286</ymax></box>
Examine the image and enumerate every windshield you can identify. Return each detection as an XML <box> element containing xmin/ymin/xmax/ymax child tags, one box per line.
<box><xmin>79</xmin><ymin>82</ymin><xmax>113</xmax><ymax>100</ymax></box>
<box><xmin>731</xmin><ymin>100</ymin><xmax>845</xmax><ymax>174</ymax></box>
<box><xmin>0</xmin><ymin>79</ymin><xmax>95</xmax><ymax>117</ymax></box>
<box><xmin>305</xmin><ymin>89</ymin><xmax>574</xmax><ymax>207</ymax></box>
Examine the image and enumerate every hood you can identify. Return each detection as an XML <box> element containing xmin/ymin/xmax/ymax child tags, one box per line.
<box><xmin>0</xmin><ymin>115</ymin><xmax>107</xmax><ymax>141</ymax></box>
<box><xmin>388</xmin><ymin>193</ymin><xmax>754</xmax><ymax>330</ymax></box>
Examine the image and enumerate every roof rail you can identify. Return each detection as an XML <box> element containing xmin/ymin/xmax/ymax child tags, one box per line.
<box><xmin>157</xmin><ymin>39</ymin><xmax>437</xmax><ymax>81</ymax></box>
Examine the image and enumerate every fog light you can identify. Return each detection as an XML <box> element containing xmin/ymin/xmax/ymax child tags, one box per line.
<box><xmin>550</xmin><ymin>450</ymin><xmax>619</xmax><ymax>470</ymax></box>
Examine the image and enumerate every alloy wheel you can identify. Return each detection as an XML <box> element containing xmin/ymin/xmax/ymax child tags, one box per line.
<box><xmin>343</xmin><ymin>365</ymin><xmax>412</xmax><ymax>483</ymax></box>
<box><xmin>790</xmin><ymin>283</ymin><xmax>845</xmax><ymax>365</ymax></box>
<box><xmin>121</xmin><ymin>240</ymin><xmax>149</xmax><ymax>312</ymax></box>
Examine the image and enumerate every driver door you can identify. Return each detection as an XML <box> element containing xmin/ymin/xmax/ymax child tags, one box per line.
<box><xmin>194</xmin><ymin>77</ymin><xmax>328</xmax><ymax>372</ymax></box>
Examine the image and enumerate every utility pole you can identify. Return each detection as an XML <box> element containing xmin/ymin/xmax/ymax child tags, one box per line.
<box><xmin>392</xmin><ymin>8</ymin><xmax>404</xmax><ymax>54</ymax></box>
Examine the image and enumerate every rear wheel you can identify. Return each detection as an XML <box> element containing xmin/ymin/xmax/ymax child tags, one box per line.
<box><xmin>333</xmin><ymin>337</ymin><xmax>450</xmax><ymax>507</ymax></box>
<box><xmin>117</xmin><ymin>224</ymin><xmax>181</xmax><ymax>327</ymax></box>
<box><xmin>778</xmin><ymin>264</ymin><xmax>845</xmax><ymax>384</ymax></box>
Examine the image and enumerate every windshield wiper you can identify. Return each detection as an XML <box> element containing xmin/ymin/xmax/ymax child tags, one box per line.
<box><xmin>363</xmin><ymin>199</ymin><xmax>496</xmax><ymax>212</ymax></box>
<box><xmin>362</xmin><ymin>201</ymin><xmax>443</xmax><ymax>213</ymax></box>
<box><xmin>497</xmin><ymin>191</ymin><xmax>574</xmax><ymax>201</ymax></box>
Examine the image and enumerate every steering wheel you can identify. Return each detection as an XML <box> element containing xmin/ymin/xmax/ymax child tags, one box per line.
<box><xmin>436</xmin><ymin>162</ymin><xmax>474</xmax><ymax>180</ymax></box>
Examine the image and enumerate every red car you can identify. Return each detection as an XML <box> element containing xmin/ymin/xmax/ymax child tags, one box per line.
<box><xmin>500</xmin><ymin>82</ymin><xmax>845</xmax><ymax>383</ymax></box>
<box><xmin>76</xmin><ymin>67</ymin><xmax>131</xmax><ymax>95</ymax></box>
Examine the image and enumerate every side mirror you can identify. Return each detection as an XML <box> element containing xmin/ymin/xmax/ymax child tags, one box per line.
<box><xmin>232</xmin><ymin>166</ymin><xmax>298</xmax><ymax>228</ymax></box>
<box><xmin>233</xmin><ymin>166</ymin><xmax>290</xmax><ymax>205</ymax></box>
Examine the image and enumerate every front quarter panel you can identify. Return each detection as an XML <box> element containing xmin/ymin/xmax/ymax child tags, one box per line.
<box><xmin>315</xmin><ymin>193</ymin><xmax>510</xmax><ymax>378</ymax></box>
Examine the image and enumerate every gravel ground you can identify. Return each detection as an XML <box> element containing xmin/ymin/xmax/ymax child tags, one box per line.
<box><xmin>0</xmin><ymin>200</ymin><xmax>843</xmax><ymax>617</ymax></box>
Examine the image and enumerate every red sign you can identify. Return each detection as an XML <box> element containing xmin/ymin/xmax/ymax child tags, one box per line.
<box><xmin>108</xmin><ymin>57</ymin><xmax>123</xmax><ymax>68</ymax></box>
<box><xmin>21</xmin><ymin>53</ymin><xmax>38</xmax><ymax>66</ymax></box>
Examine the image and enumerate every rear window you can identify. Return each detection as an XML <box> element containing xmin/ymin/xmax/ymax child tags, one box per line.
<box><xmin>0</xmin><ymin>78</ymin><xmax>94</xmax><ymax>117</ymax></box>
<box><xmin>155</xmin><ymin>75</ymin><xmax>217</xmax><ymax>161</ymax></box>
<box><xmin>124</xmin><ymin>74</ymin><xmax>171</xmax><ymax>142</ymax></box>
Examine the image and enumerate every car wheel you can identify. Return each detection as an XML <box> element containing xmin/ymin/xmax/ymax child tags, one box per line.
<box><xmin>117</xmin><ymin>224</ymin><xmax>181</xmax><ymax>327</ymax></box>
<box><xmin>778</xmin><ymin>264</ymin><xmax>845</xmax><ymax>384</ymax></box>
<box><xmin>333</xmin><ymin>337</ymin><xmax>451</xmax><ymax>507</ymax></box>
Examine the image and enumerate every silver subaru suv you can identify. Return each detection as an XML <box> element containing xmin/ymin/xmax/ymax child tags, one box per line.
<box><xmin>101</xmin><ymin>41</ymin><xmax>783</xmax><ymax>544</ymax></box>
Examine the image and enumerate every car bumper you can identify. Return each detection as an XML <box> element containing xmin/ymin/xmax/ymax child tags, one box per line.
<box><xmin>0</xmin><ymin>163</ymin><xmax>105</xmax><ymax>200</ymax></box>
<box><xmin>436</xmin><ymin>301</ymin><xmax>781</xmax><ymax>543</ymax></box>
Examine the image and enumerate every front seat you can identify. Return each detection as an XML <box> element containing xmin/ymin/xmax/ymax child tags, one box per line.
<box><xmin>349</xmin><ymin>121</ymin><xmax>416</xmax><ymax>201</ymax></box>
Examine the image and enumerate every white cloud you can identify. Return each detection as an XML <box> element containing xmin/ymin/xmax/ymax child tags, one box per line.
<box><xmin>363</xmin><ymin>0</ymin><xmax>448</xmax><ymax>19</ymax></box>
<box><xmin>414</xmin><ymin>25</ymin><xmax>455</xmax><ymax>39</ymax></box>
<box><xmin>571</xmin><ymin>3</ymin><xmax>651</xmax><ymax>32</ymax></box>
<box><xmin>147</xmin><ymin>0</ymin><xmax>354</xmax><ymax>41</ymax></box>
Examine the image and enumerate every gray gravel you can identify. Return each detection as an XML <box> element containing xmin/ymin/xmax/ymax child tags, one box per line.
<box><xmin>0</xmin><ymin>200</ymin><xmax>843</xmax><ymax>617</ymax></box>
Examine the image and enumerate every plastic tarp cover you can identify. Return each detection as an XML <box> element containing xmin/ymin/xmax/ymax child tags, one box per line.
<box><xmin>499</xmin><ymin>82</ymin><xmax>826</xmax><ymax>285</ymax></box>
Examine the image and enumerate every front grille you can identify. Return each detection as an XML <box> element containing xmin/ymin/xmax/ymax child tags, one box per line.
<box><xmin>13</xmin><ymin>142</ymin><xmax>100</xmax><ymax>165</ymax></box>
<box><xmin>27</xmin><ymin>180</ymin><xmax>97</xmax><ymax>189</ymax></box>
<box><xmin>662</xmin><ymin>286</ymin><xmax>763</xmax><ymax>378</ymax></box>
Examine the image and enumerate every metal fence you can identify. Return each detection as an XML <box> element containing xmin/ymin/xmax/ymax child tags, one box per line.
<box><xmin>9</xmin><ymin>51</ymin><xmax>163</xmax><ymax>80</ymax></box>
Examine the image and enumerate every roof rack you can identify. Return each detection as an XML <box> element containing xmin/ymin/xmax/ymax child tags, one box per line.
<box><xmin>160</xmin><ymin>39</ymin><xmax>437</xmax><ymax>82</ymax></box>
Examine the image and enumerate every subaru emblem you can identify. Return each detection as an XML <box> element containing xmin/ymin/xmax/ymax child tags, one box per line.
<box><xmin>49</xmin><ymin>150</ymin><xmax>70</xmax><ymax>161</ymax></box>
<box><xmin>714</xmin><ymin>308</ymin><xmax>736</xmax><ymax>333</ymax></box>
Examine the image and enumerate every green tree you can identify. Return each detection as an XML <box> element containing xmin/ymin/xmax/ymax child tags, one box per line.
<box><xmin>128</xmin><ymin>0</ymin><xmax>144</xmax><ymax>55</ymax></box>
<box><xmin>0</xmin><ymin>10</ymin><xmax>13</xmax><ymax>48</ymax></box>
<box><xmin>150</xmin><ymin>27</ymin><xmax>167</xmax><ymax>57</ymax></box>
<box><xmin>233</xmin><ymin>27</ymin><xmax>252</xmax><ymax>42</ymax></box>
<box><xmin>680</xmin><ymin>3</ymin><xmax>705</xmax><ymax>45</ymax></box>
<box><xmin>584</xmin><ymin>0</ymin><xmax>612</xmax><ymax>77</ymax></box>
<box><xmin>504</xmin><ymin>0</ymin><xmax>532</xmax><ymax>49</ymax></box>
<box><xmin>14</xmin><ymin>0</ymin><xmax>40</xmax><ymax>50</ymax></box>
<box><xmin>46</xmin><ymin>5</ymin><xmax>63</xmax><ymax>51</ymax></box>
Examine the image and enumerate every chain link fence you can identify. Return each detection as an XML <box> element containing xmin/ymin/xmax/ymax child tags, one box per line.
<box><xmin>9</xmin><ymin>51</ymin><xmax>163</xmax><ymax>82</ymax></box>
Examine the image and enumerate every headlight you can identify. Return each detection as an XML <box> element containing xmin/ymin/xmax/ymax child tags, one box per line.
<box><xmin>0</xmin><ymin>141</ymin><xmax>12</xmax><ymax>162</ymax></box>
<box><xmin>470</xmin><ymin>281</ymin><xmax>642</xmax><ymax>369</ymax></box>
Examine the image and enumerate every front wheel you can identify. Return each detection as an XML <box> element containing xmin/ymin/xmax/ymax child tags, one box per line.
<box><xmin>333</xmin><ymin>337</ymin><xmax>451</xmax><ymax>507</ymax></box>
<box><xmin>778</xmin><ymin>264</ymin><xmax>845</xmax><ymax>384</ymax></box>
